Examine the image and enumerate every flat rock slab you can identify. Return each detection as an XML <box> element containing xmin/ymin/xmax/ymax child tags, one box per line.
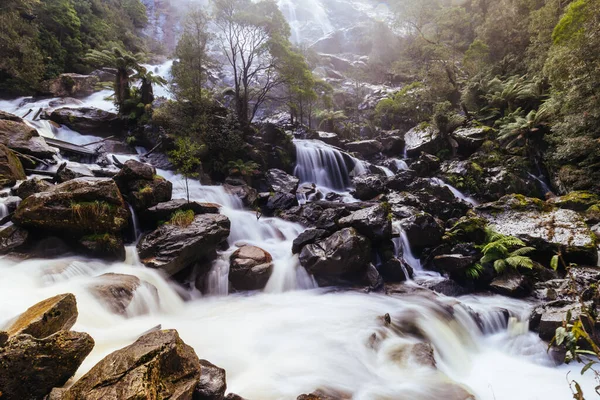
<box><xmin>6</xmin><ymin>293</ymin><xmax>78</xmax><ymax>339</ymax></box>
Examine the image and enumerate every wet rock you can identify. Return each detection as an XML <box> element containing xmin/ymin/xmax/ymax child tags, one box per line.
<box><xmin>345</xmin><ymin>140</ymin><xmax>383</xmax><ymax>158</ymax></box>
<box><xmin>0</xmin><ymin>224</ymin><xmax>28</xmax><ymax>254</ymax></box>
<box><xmin>380</xmin><ymin>132</ymin><xmax>405</xmax><ymax>155</ymax></box>
<box><xmin>61</xmin><ymin>330</ymin><xmax>201</xmax><ymax>400</ymax></box>
<box><xmin>40</xmin><ymin>73</ymin><xmax>99</xmax><ymax>97</ymax></box>
<box><xmin>379</xmin><ymin>258</ymin><xmax>413</xmax><ymax>282</ymax></box>
<box><xmin>137</xmin><ymin>213</ymin><xmax>231</xmax><ymax>276</ymax></box>
<box><xmin>264</xmin><ymin>192</ymin><xmax>298</xmax><ymax>214</ymax></box>
<box><xmin>49</xmin><ymin>107</ymin><xmax>123</xmax><ymax>137</ymax></box>
<box><xmin>224</xmin><ymin>180</ymin><xmax>258</xmax><ymax>207</ymax></box>
<box><xmin>389</xmin><ymin>342</ymin><xmax>436</xmax><ymax>369</ymax></box>
<box><xmin>48</xmin><ymin>97</ymin><xmax>84</xmax><ymax>108</ymax></box>
<box><xmin>5</xmin><ymin>293</ymin><xmax>77</xmax><ymax>339</ymax></box>
<box><xmin>489</xmin><ymin>272</ymin><xmax>531</xmax><ymax>298</ymax></box>
<box><xmin>478</xmin><ymin>194</ymin><xmax>598</xmax><ymax>265</ymax></box>
<box><xmin>424</xmin><ymin>278</ymin><xmax>471</xmax><ymax>297</ymax></box>
<box><xmin>229</xmin><ymin>245</ymin><xmax>273</xmax><ymax>291</ymax></box>
<box><xmin>547</xmin><ymin>191</ymin><xmax>600</xmax><ymax>212</ymax></box>
<box><xmin>453</xmin><ymin>126</ymin><xmax>488</xmax><ymax>155</ymax></box>
<box><xmin>297</xmin><ymin>389</ymin><xmax>351</xmax><ymax>400</ymax></box>
<box><xmin>195</xmin><ymin>359</ymin><xmax>227</xmax><ymax>400</ymax></box>
<box><xmin>13</xmin><ymin>177</ymin><xmax>129</xmax><ymax>237</ymax></box>
<box><xmin>267</xmin><ymin>168</ymin><xmax>299</xmax><ymax>195</ymax></box>
<box><xmin>0</xmin><ymin>330</ymin><xmax>94</xmax><ymax>400</ymax></box>
<box><xmin>292</xmin><ymin>228</ymin><xmax>329</xmax><ymax>254</ymax></box>
<box><xmin>56</xmin><ymin>162</ymin><xmax>95</xmax><ymax>183</ymax></box>
<box><xmin>409</xmin><ymin>153</ymin><xmax>441</xmax><ymax>177</ymax></box>
<box><xmin>399</xmin><ymin>213</ymin><xmax>444</xmax><ymax>252</ymax></box>
<box><xmin>114</xmin><ymin>159</ymin><xmax>172</xmax><ymax>212</ymax></box>
<box><xmin>0</xmin><ymin>144</ymin><xmax>25</xmax><ymax>187</ymax></box>
<box><xmin>352</xmin><ymin>174</ymin><xmax>386</xmax><ymax>200</ymax></box>
<box><xmin>88</xmin><ymin>273</ymin><xmax>158</xmax><ymax>315</ymax></box>
<box><xmin>14</xmin><ymin>177</ymin><xmax>52</xmax><ymax>199</ymax></box>
<box><xmin>317</xmin><ymin>131</ymin><xmax>340</xmax><ymax>147</ymax></box>
<box><xmin>296</xmin><ymin>183</ymin><xmax>322</xmax><ymax>202</ymax></box>
<box><xmin>338</xmin><ymin>204</ymin><xmax>392</xmax><ymax>241</ymax></box>
<box><xmin>299</xmin><ymin>227</ymin><xmax>371</xmax><ymax>284</ymax></box>
<box><xmin>78</xmin><ymin>233</ymin><xmax>126</xmax><ymax>261</ymax></box>
<box><xmin>142</xmin><ymin>199</ymin><xmax>220</xmax><ymax>226</ymax></box>
<box><xmin>385</xmin><ymin>170</ymin><xmax>417</xmax><ymax>192</ymax></box>
<box><xmin>433</xmin><ymin>254</ymin><xmax>476</xmax><ymax>275</ymax></box>
<box><xmin>97</xmin><ymin>139</ymin><xmax>136</xmax><ymax>154</ymax></box>
<box><xmin>0</xmin><ymin>116</ymin><xmax>56</xmax><ymax>159</ymax></box>
<box><xmin>404</xmin><ymin>125</ymin><xmax>443</xmax><ymax>157</ymax></box>
<box><xmin>90</xmin><ymin>68</ymin><xmax>116</xmax><ymax>82</ymax></box>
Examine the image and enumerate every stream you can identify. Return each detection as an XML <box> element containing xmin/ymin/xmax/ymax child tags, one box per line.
<box><xmin>0</xmin><ymin>66</ymin><xmax>596</xmax><ymax>399</ymax></box>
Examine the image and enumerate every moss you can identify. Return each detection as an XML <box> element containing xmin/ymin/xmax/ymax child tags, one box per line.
<box><xmin>551</xmin><ymin>191</ymin><xmax>600</xmax><ymax>212</ymax></box>
<box><xmin>82</xmin><ymin>233</ymin><xmax>118</xmax><ymax>247</ymax></box>
<box><xmin>444</xmin><ymin>215</ymin><xmax>488</xmax><ymax>245</ymax></box>
<box><xmin>153</xmin><ymin>174</ymin><xmax>165</xmax><ymax>181</ymax></box>
<box><xmin>585</xmin><ymin>204</ymin><xmax>600</xmax><ymax>223</ymax></box>
<box><xmin>139</xmin><ymin>186</ymin><xmax>153</xmax><ymax>195</ymax></box>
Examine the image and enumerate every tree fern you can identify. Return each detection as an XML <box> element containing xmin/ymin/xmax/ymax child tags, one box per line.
<box><xmin>478</xmin><ymin>228</ymin><xmax>535</xmax><ymax>275</ymax></box>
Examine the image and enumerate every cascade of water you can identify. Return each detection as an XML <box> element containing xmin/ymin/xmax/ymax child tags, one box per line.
<box><xmin>527</xmin><ymin>172</ymin><xmax>553</xmax><ymax>196</ymax></box>
<box><xmin>127</xmin><ymin>203</ymin><xmax>142</xmax><ymax>243</ymax></box>
<box><xmin>430</xmin><ymin>177</ymin><xmax>479</xmax><ymax>206</ymax></box>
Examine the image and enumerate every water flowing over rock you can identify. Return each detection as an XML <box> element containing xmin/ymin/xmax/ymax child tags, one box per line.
<box><xmin>0</xmin><ymin>113</ymin><xmax>56</xmax><ymax>159</ymax></box>
<box><xmin>399</xmin><ymin>213</ymin><xmax>444</xmax><ymax>252</ymax></box>
<box><xmin>299</xmin><ymin>227</ymin><xmax>371</xmax><ymax>284</ymax></box>
<box><xmin>13</xmin><ymin>177</ymin><xmax>129</xmax><ymax>237</ymax></box>
<box><xmin>61</xmin><ymin>330</ymin><xmax>203</xmax><ymax>400</ymax></box>
<box><xmin>40</xmin><ymin>73</ymin><xmax>99</xmax><ymax>97</ymax></box>
<box><xmin>5</xmin><ymin>293</ymin><xmax>78</xmax><ymax>339</ymax></box>
<box><xmin>137</xmin><ymin>213</ymin><xmax>231</xmax><ymax>276</ymax></box>
<box><xmin>0</xmin><ymin>331</ymin><xmax>94</xmax><ymax>400</ymax></box>
<box><xmin>114</xmin><ymin>159</ymin><xmax>172</xmax><ymax>212</ymax></box>
<box><xmin>88</xmin><ymin>273</ymin><xmax>158</xmax><ymax>315</ymax></box>
<box><xmin>49</xmin><ymin>107</ymin><xmax>123</xmax><ymax>137</ymax></box>
<box><xmin>229</xmin><ymin>245</ymin><xmax>274</xmax><ymax>291</ymax></box>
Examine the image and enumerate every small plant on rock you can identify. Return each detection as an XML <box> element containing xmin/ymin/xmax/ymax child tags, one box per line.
<box><xmin>476</xmin><ymin>228</ymin><xmax>535</xmax><ymax>274</ymax></box>
<box><xmin>168</xmin><ymin>209</ymin><xmax>195</xmax><ymax>227</ymax></box>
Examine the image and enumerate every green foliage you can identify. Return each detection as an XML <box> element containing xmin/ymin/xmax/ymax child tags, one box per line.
<box><xmin>0</xmin><ymin>0</ymin><xmax>148</xmax><ymax>92</ymax></box>
<box><xmin>227</xmin><ymin>159</ymin><xmax>260</xmax><ymax>178</ymax></box>
<box><xmin>169</xmin><ymin>137</ymin><xmax>203</xmax><ymax>203</ymax></box>
<box><xmin>375</xmin><ymin>82</ymin><xmax>432</xmax><ymax>129</ymax></box>
<box><xmin>477</xmin><ymin>228</ymin><xmax>535</xmax><ymax>274</ymax></box>
<box><xmin>431</xmin><ymin>101</ymin><xmax>465</xmax><ymax>136</ymax></box>
<box><xmin>168</xmin><ymin>209</ymin><xmax>195</xmax><ymax>227</ymax></box>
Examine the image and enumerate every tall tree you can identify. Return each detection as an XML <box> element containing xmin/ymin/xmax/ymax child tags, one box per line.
<box><xmin>213</xmin><ymin>0</ymin><xmax>291</xmax><ymax>127</ymax></box>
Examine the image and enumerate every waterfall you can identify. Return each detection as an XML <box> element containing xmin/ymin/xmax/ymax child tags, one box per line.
<box><xmin>430</xmin><ymin>177</ymin><xmax>479</xmax><ymax>206</ymax></box>
<box><xmin>392</xmin><ymin>221</ymin><xmax>440</xmax><ymax>279</ymax></box>
<box><xmin>294</xmin><ymin>139</ymin><xmax>366</xmax><ymax>192</ymax></box>
<box><xmin>127</xmin><ymin>203</ymin><xmax>141</xmax><ymax>243</ymax></box>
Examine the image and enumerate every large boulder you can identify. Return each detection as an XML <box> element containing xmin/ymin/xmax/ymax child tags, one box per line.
<box><xmin>399</xmin><ymin>213</ymin><xmax>444</xmax><ymax>252</ymax></box>
<box><xmin>338</xmin><ymin>204</ymin><xmax>392</xmax><ymax>241</ymax></box>
<box><xmin>489</xmin><ymin>272</ymin><xmax>531</xmax><ymax>298</ymax></box>
<box><xmin>229</xmin><ymin>245</ymin><xmax>273</xmax><ymax>291</ymax></box>
<box><xmin>137</xmin><ymin>213</ymin><xmax>231</xmax><ymax>276</ymax></box>
<box><xmin>317</xmin><ymin>132</ymin><xmax>341</xmax><ymax>147</ymax></box>
<box><xmin>5</xmin><ymin>293</ymin><xmax>78</xmax><ymax>339</ymax></box>
<box><xmin>114</xmin><ymin>160</ymin><xmax>172</xmax><ymax>212</ymax></box>
<box><xmin>0</xmin><ymin>143</ymin><xmax>25</xmax><ymax>187</ymax></box>
<box><xmin>267</xmin><ymin>168</ymin><xmax>299</xmax><ymax>195</ymax></box>
<box><xmin>0</xmin><ymin>115</ymin><xmax>56</xmax><ymax>159</ymax></box>
<box><xmin>224</xmin><ymin>178</ymin><xmax>258</xmax><ymax>207</ymax></box>
<box><xmin>49</xmin><ymin>107</ymin><xmax>123</xmax><ymax>137</ymax></box>
<box><xmin>352</xmin><ymin>174</ymin><xmax>387</xmax><ymax>200</ymax></box>
<box><xmin>478</xmin><ymin>194</ymin><xmax>598</xmax><ymax>265</ymax></box>
<box><xmin>14</xmin><ymin>177</ymin><xmax>53</xmax><ymax>199</ymax></box>
<box><xmin>299</xmin><ymin>227</ymin><xmax>371</xmax><ymax>284</ymax></box>
<box><xmin>13</xmin><ymin>177</ymin><xmax>129</xmax><ymax>237</ymax></box>
<box><xmin>78</xmin><ymin>233</ymin><xmax>126</xmax><ymax>261</ymax></box>
<box><xmin>142</xmin><ymin>199</ymin><xmax>220</xmax><ymax>227</ymax></box>
<box><xmin>0</xmin><ymin>224</ymin><xmax>29</xmax><ymax>254</ymax></box>
<box><xmin>88</xmin><ymin>273</ymin><xmax>158</xmax><ymax>315</ymax></box>
<box><xmin>0</xmin><ymin>331</ymin><xmax>94</xmax><ymax>400</ymax></box>
<box><xmin>292</xmin><ymin>228</ymin><xmax>329</xmax><ymax>254</ymax></box>
<box><xmin>196</xmin><ymin>359</ymin><xmax>227</xmax><ymax>400</ymax></box>
<box><xmin>40</xmin><ymin>73</ymin><xmax>99</xmax><ymax>97</ymax></box>
<box><xmin>345</xmin><ymin>140</ymin><xmax>383</xmax><ymax>159</ymax></box>
<box><xmin>61</xmin><ymin>330</ymin><xmax>202</xmax><ymax>400</ymax></box>
<box><xmin>404</xmin><ymin>125</ymin><xmax>443</xmax><ymax>157</ymax></box>
<box><xmin>453</xmin><ymin>126</ymin><xmax>488</xmax><ymax>155</ymax></box>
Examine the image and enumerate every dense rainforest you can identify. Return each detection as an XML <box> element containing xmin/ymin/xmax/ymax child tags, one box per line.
<box><xmin>0</xmin><ymin>0</ymin><xmax>600</xmax><ymax>399</ymax></box>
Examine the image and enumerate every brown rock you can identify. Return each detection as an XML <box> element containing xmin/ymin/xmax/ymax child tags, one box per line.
<box><xmin>229</xmin><ymin>245</ymin><xmax>273</xmax><ymax>291</ymax></box>
<box><xmin>88</xmin><ymin>273</ymin><xmax>158</xmax><ymax>315</ymax></box>
<box><xmin>6</xmin><ymin>293</ymin><xmax>78</xmax><ymax>339</ymax></box>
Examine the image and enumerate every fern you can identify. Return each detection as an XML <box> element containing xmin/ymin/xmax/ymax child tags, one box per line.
<box><xmin>478</xmin><ymin>228</ymin><xmax>536</xmax><ymax>275</ymax></box>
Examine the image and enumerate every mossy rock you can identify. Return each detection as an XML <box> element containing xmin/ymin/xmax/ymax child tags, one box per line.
<box><xmin>548</xmin><ymin>191</ymin><xmax>600</xmax><ymax>212</ymax></box>
<box><xmin>0</xmin><ymin>143</ymin><xmax>25</xmax><ymax>187</ymax></box>
<box><xmin>444</xmin><ymin>214</ymin><xmax>488</xmax><ymax>245</ymax></box>
<box><xmin>79</xmin><ymin>233</ymin><xmax>126</xmax><ymax>261</ymax></box>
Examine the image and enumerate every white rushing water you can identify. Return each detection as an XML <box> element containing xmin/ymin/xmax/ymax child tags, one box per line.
<box><xmin>0</xmin><ymin>71</ymin><xmax>597</xmax><ymax>400</ymax></box>
<box><xmin>430</xmin><ymin>177</ymin><xmax>479</xmax><ymax>206</ymax></box>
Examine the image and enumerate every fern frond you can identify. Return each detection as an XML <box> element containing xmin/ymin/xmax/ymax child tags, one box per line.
<box><xmin>505</xmin><ymin>255</ymin><xmax>534</xmax><ymax>270</ymax></box>
<box><xmin>494</xmin><ymin>259</ymin><xmax>508</xmax><ymax>274</ymax></box>
<box><xmin>510</xmin><ymin>246</ymin><xmax>535</xmax><ymax>256</ymax></box>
